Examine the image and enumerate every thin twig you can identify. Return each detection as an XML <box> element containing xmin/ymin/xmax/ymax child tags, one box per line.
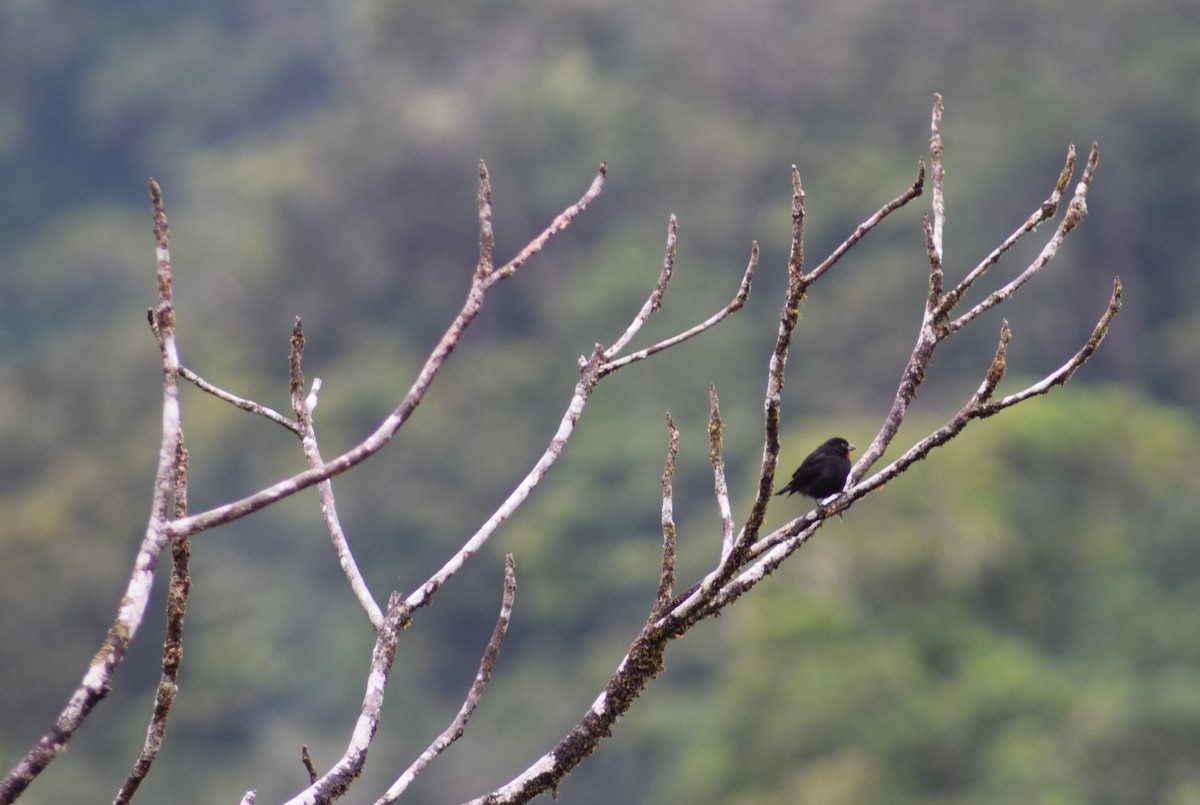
<box><xmin>490</xmin><ymin>163</ymin><xmax>607</xmax><ymax>282</ymax></box>
<box><xmin>804</xmin><ymin>159</ymin><xmax>925</xmax><ymax>285</ymax></box>
<box><xmin>598</xmin><ymin>241</ymin><xmax>757</xmax><ymax>377</ymax></box>
<box><xmin>376</xmin><ymin>555</ymin><xmax>517</xmax><ymax>804</ymax></box>
<box><xmin>710</xmin><ymin>387</ymin><xmax>735</xmax><ymax>564</ymax></box>
<box><xmin>604</xmin><ymin>215</ymin><xmax>677</xmax><ymax>360</ymax></box>
<box><xmin>738</xmin><ymin>167</ymin><xmax>807</xmax><ymax>559</ymax></box>
<box><xmin>289</xmin><ymin>316</ymin><xmax>384</xmax><ymax>629</ymax></box>
<box><xmin>301</xmin><ymin>746</ymin><xmax>318</xmax><ymax>786</ymax></box>
<box><xmin>652</xmin><ymin>414</ymin><xmax>680</xmax><ymax>619</ymax></box>
<box><xmin>476</xmin><ymin>160</ymin><xmax>495</xmax><ymax>277</ymax></box>
<box><xmin>944</xmin><ymin>143</ymin><xmax>1099</xmax><ymax>335</ymax></box>
<box><xmin>974</xmin><ymin>277</ymin><xmax>1121</xmax><ymax>415</ymax></box>
<box><xmin>936</xmin><ymin>145</ymin><xmax>1076</xmax><ymax>320</ymax></box>
<box><xmin>179</xmin><ymin>366</ymin><xmax>300</xmax><ymax>434</ymax></box>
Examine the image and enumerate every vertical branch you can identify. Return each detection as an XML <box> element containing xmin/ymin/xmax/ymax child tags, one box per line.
<box><xmin>742</xmin><ymin>167</ymin><xmax>807</xmax><ymax>542</ymax></box>
<box><xmin>849</xmin><ymin>98</ymin><xmax>946</xmax><ymax>484</ymax></box>
<box><xmin>1</xmin><ymin>179</ymin><xmax>187</xmax><ymax>801</ymax></box>
<box><xmin>928</xmin><ymin>93</ymin><xmax>946</xmax><ymax>276</ymax></box>
<box><xmin>477</xmin><ymin>160</ymin><xmax>495</xmax><ymax>277</ymax></box>
<box><xmin>653</xmin><ymin>414</ymin><xmax>680</xmax><ymax>619</ymax></box>
<box><xmin>709</xmin><ymin>387</ymin><xmax>734</xmax><ymax>563</ymax></box>
<box><xmin>114</xmin><ymin>439</ymin><xmax>191</xmax><ymax>805</ymax></box>
<box><xmin>290</xmin><ymin>317</ymin><xmax>384</xmax><ymax>630</ymax></box>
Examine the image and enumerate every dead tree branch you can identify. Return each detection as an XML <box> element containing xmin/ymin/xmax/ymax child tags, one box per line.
<box><xmin>467</xmin><ymin>94</ymin><xmax>1116</xmax><ymax>805</ymax></box>
<box><xmin>1</xmin><ymin>95</ymin><xmax>1117</xmax><ymax>805</ymax></box>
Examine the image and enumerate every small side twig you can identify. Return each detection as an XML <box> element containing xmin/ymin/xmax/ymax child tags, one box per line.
<box><xmin>178</xmin><ymin>366</ymin><xmax>300</xmax><ymax>434</ymax></box>
<box><xmin>804</xmin><ymin>159</ymin><xmax>926</xmax><ymax>285</ymax></box>
<box><xmin>301</xmin><ymin>746</ymin><xmax>317</xmax><ymax>786</ymax></box>
<box><xmin>376</xmin><ymin>555</ymin><xmax>517</xmax><ymax>804</ymax></box>
<box><xmin>604</xmin><ymin>215</ymin><xmax>678</xmax><ymax>360</ymax></box>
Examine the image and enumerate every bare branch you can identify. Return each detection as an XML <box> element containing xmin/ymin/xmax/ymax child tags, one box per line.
<box><xmin>301</xmin><ymin>747</ymin><xmax>318</xmax><ymax>786</ymax></box>
<box><xmin>113</xmin><ymin>439</ymin><xmax>192</xmax><ymax>805</ymax></box>
<box><xmin>377</xmin><ymin>555</ymin><xmax>517</xmax><ymax>804</ymax></box>
<box><xmin>289</xmin><ymin>317</ymin><xmax>384</xmax><ymax>629</ymax></box>
<box><xmin>974</xmin><ymin>277</ymin><xmax>1122</xmax><ymax>415</ymax></box>
<box><xmin>944</xmin><ymin>143</ymin><xmax>1099</xmax><ymax>335</ymax></box>
<box><xmin>178</xmin><ymin>366</ymin><xmax>301</xmax><ymax>433</ymax></box>
<box><xmin>0</xmin><ymin>178</ymin><xmax>187</xmax><ymax>802</ymax></box>
<box><xmin>805</xmin><ymin>159</ymin><xmax>926</xmax><ymax>285</ymax></box>
<box><xmin>489</xmin><ymin>162</ymin><xmax>607</xmax><ymax>283</ymax></box>
<box><xmin>936</xmin><ymin>145</ymin><xmax>1076</xmax><ymax>320</ymax></box>
<box><xmin>472</xmin><ymin>98</ymin><xmax>1117</xmax><ymax>804</ymax></box>
<box><xmin>741</xmin><ymin>167</ymin><xmax>806</xmax><ymax>550</ymax></box>
<box><xmin>653</xmin><ymin>414</ymin><xmax>680</xmax><ymax>619</ymax></box>
<box><xmin>477</xmin><ymin>160</ymin><xmax>495</xmax><ymax>276</ymax></box>
<box><xmin>165</xmin><ymin>164</ymin><xmax>609</xmax><ymax>538</ymax></box>
<box><xmin>709</xmin><ymin>387</ymin><xmax>735</xmax><ymax>564</ymax></box>
<box><xmin>598</xmin><ymin>240</ymin><xmax>757</xmax><ymax>376</ymax></box>
<box><xmin>928</xmin><ymin>93</ymin><xmax>947</xmax><ymax>269</ymax></box>
<box><xmin>605</xmin><ymin>215</ymin><xmax>677</xmax><ymax>359</ymax></box>
<box><xmin>7</xmin><ymin>95</ymin><xmax>1119</xmax><ymax>805</ymax></box>
<box><xmin>974</xmin><ymin>320</ymin><xmax>1012</xmax><ymax>405</ymax></box>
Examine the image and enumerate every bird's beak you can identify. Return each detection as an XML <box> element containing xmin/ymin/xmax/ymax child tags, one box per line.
<box><xmin>848</xmin><ymin>443</ymin><xmax>857</xmax><ymax>452</ymax></box>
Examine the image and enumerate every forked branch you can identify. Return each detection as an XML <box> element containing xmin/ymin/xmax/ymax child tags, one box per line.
<box><xmin>469</xmin><ymin>95</ymin><xmax>1116</xmax><ymax>805</ymax></box>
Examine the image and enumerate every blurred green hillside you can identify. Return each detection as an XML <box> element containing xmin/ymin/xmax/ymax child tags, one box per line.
<box><xmin>1</xmin><ymin>1</ymin><xmax>1197</xmax><ymax>803</ymax></box>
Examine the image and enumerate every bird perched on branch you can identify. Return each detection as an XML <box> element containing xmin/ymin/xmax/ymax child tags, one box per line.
<box><xmin>776</xmin><ymin>437</ymin><xmax>856</xmax><ymax>502</ymax></box>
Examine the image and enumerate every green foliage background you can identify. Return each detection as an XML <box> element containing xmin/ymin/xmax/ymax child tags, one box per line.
<box><xmin>1</xmin><ymin>1</ymin><xmax>1197</xmax><ymax>802</ymax></box>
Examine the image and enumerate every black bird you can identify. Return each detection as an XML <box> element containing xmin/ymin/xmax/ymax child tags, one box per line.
<box><xmin>776</xmin><ymin>437</ymin><xmax>856</xmax><ymax>501</ymax></box>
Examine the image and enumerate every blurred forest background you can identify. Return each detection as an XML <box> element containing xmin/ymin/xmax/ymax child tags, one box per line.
<box><xmin>1</xmin><ymin>0</ymin><xmax>1198</xmax><ymax>803</ymax></box>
